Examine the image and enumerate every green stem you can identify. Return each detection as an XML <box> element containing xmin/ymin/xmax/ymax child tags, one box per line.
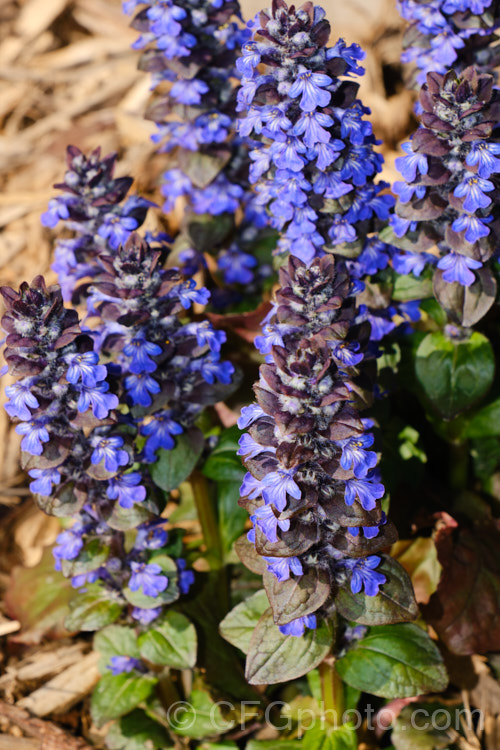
<box><xmin>449</xmin><ymin>440</ymin><xmax>468</xmax><ymax>492</ymax></box>
<box><xmin>191</xmin><ymin>471</ymin><xmax>223</xmax><ymax>569</ymax></box>
<box><xmin>319</xmin><ymin>658</ymin><xmax>344</xmax><ymax>727</ymax></box>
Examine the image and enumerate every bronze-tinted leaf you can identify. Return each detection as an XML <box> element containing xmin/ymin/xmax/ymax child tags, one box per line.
<box><xmin>234</xmin><ymin>534</ymin><xmax>266</xmax><ymax>575</ymax></box>
<box><xmin>335</xmin><ymin>556</ymin><xmax>418</xmax><ymax>625</ymax></box>
<box><xmin>263</xmin><ymin>567</ymin><xmax>331</xmax><ymax>625</ymax></box>
<box><xmin>245</xmin><ymin>609</ymin><xmax>332</xmax><ymax>685</ymax></box>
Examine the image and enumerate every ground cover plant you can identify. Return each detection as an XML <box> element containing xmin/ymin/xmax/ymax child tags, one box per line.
<box><xmin>1</xmin><ymin>0</ymin><xmax>500</xmax><ymax>747</ymax></box>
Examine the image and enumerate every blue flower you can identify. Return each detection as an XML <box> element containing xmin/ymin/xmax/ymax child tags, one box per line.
<box><xmin>288</xmin><ymin>69</ymin><xmax>333</xmax><ymax>112</ymax></box>
<box><xmin>107</xmin><ymin>472</ymin><xmax>146</xmax><ymax>509</ymax></box>
<box><xmin>263</xmin><ymin>556</ymin><xmax>303</xmax><ymax>581</ymax></box>
<box><xmin>29</xmin><ymin>468</ymin><xmax>61</xmax><ymax>496</ymax></box>
<box><xmin>90</xmin><ymin>436</ymin><xmax>129</xmax><ymax>472</ymax></box>
<box><xmin>270</xmin><ymin>134</ymin><xmax>307</xmax><ymax>172</ymax></box>
<box><xmin>218</xmin><ymin>248</ymin><xmax>257</xmax><ymax>285</ymax></box>
<box><xmin>237</xmin><ymin>403</ymin><xmax>266</xmax><ymax>429</ymax></box>
<box><xmin>177</xmin><ymin>559</ymin><xmax>195</xmax><ymax>594</ymax></box>
<box><xmin>430</xmin><ymin>29</ymin><xmax>464</xmax><ymax>66</ymax></box>
<box><xmin>278</xmin><ymin>614</ymin><xmax>317</xmax><ymax>637</ymax></box>
<box><xmin>53</xmin><ymin>529</ymin><xmax>83</xmax><ymax>565</ymax></box>
<box><xmin>195</xmin><ymin>354</ymin><xmax>234</xmax><ymax>385</ymax></box>
<box><xmin>328</xmin><ymin>217</ymin><xmax>356</xmax><ymax>245</ymax></box>
<box><xmin>66</xmin><ymin>351</ymin><xmax>107</xmax><ymax>388</ymax></box>
<box><xmin>125</xmin><ymin>373</ymin><xmax>161</xmax><ymax>407</ymax></box>
<box><xmin>451</xmin><ymin>214</ymin><xmax>491</xmax><ymax>243</ymax></box>
<box><xmin>343</xmin><ymin>555</ymin><xmax>386</xmax><ymax>596</ymax></box>
<box><xmin>393</xmin><ymin>181</ymin><xmax>426</xmax><ymax>204</ymax></box>
<box><xmin>466</xmin><ymin>141</ymin><xmax>500</xmax><ymax>178</ymax></box>
<box><xmin>16</xmin><ymin>420</ymin><xmax>50</xmax><ymax>456</ymax></box>
<box><xmin>238</xmin><ymin>433</ymin><xmax>276</xmax><ymax>459</ymax></box>
<box><xmin>131</xmin><ymin>606</ymin><xmax>162</xmax><ymax>625</ymax></box>
<box><xmin>392</xmin><ymin>251</ymin><xmax>434</xmax><ymax>277</ymax></box>
<box><xmin>4</xmin><ymin>382</ymin><xmax>39</xmax><ymax>421</ymax></box>
<box><xmin>339</xmin><ymin>435</ymin><xmax>378</xmax><ymax>478</ymax></box>
<box><xmin>291</xmin><ymin>111</ymin><xmax>333</xmax><ymax>148</ymax></box>
<box><xmin>330</xmin><ymin>341</ymin><xmax>364</xmax><ymax>367</ymax></box>
<box><xmin>141</xmin><ymin>412</ymin><xmax>183</xmax><ymax>461</ymax></box>
<box><xmin>395</xmin><ymin>142</ymin><xmax>429</xmax><ymax>182</ymax></box>
<box><xmin>251</xmin><ymin>504</ymin><xmax>290</xmax><ymax>543</ymax></box>
<box><xmin>40</xmin><ymin>198</ymin><xmax>71</xmax><ymax>228</ymax></box>
<box><xmin>344</xmin><ymin>477</ymin><xmax>385</xmax><ymax>511</ymax></box>
<box><xmin>437</xmin><ymin>253</ymin><xmax>482</xmax><ymax>286</ymax></box>
<box><xmin>76</xmin><ymin>382</ymin><xmax>119</xmax><ymax>419</ymax></box>
<box><xmin>107</xmin><ymin>656</ymin><xmax>143</xmax><ymax>676</ymax></box>
<box><xmin>170</xmin><ymin>78</ymin><xmax>209</xmax><ymax>104</ymax></box>
<box><xmin>97</xmin><ymin>214</ymin><xmax>138</xmax><ymax>250</ymax></box>
<box><xmin>191</xmin><ymin>321</ymin><xmax>226</xmax><ymax>352</ymax></box>
<box><xmin>134</xmin><ymin>521</ymin><xmax>168</xmax><ymax>550</ymax></box>
<box><xmin>236</xmin><ymin>43</ymin><xmax>262</xmax><ymax>77</ymax></box>
<box><xmin>261</xmin><ymin>469</ymin><xmax>301</xmax><ymax>512</ymax></box>
<box><xmin>175</xmin><ymin>279</ymin><xmax>210</xmax><ymax>309</ymax></box>
<box><xmin>129</xmin><ymin>562</ymin><xmax>168</xmax><ymax>597</ymax></box>
<box><xmin>123</xmin><ymin>337</ymin><xmax>162</xmax><ymax>374</ymax></box>
<box><xmin>453</xmin><ymin>176</ymin><xmax>494</xmax><ymax>213</ymax></box>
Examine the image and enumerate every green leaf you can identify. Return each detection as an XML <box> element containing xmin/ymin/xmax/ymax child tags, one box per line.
<box><xmin>246</xmin><ymin>742</ymin><xmax>300</xmax><ymax>750</ymax></box>
<box><xmin>218</xmin><ymin>481</ymin><xmax>248</xmax><ymax>554</ymax></box>
<box><xmin>60</xmin><ymin>538</ymin><xmax>110</xmax><ymax>577</ymax></box>
<box><xmin>335</xmin><ymin>623</ymin><xmax>448</xmax><ymax>698</ymax></box>
<box><xmin>150</xmin><ymin>428</ymin><xmax>204</xmax><ymax>492</ymax></box>
<box><xmin>302</xmin><ymin>723</ymin><xmax>357</xmax><ymax>750</ymax></box>
<box><xmin>202</xmin><ymin>426</ymin><xmax>245</xmax><ymax>483</ymax></box>
<box><xmin>335</xmin><ymin>556</ymin><xmax>418</xmax><ymax>626</ymax></box>
<box><xmin>94</xmin><ymin>625</ymin><xmax>139</xmax><ymax>674</ymax></box>
<box><xmin>170</xmin><ymin>689</ymin><xmax>235</xmax><ymax>739</ymax></box>
<box><xmin>245</xmin><ymin>609</ymin><xmax>332</xmax><ymax>685</ymax></box>
<box><xmin>219</xmin><ymin>590</ymin><xmax>270</xmax><ymax>654</ymax></box>
<box><xmin>415</xmin><ymin>331</ymin><xmax>495</xmax><ymax>419</ymax></box>
<box><xmin>91</xmin><ymin>672</ymin><xmax>158</xmax><ymax>727</ymax></box>
<box><xmin>106</xmin><ymin>709</ymin><xmax>171</xmax><ymax>750</ymax></box>
<box><xmin>392</xmin><ymin>273</ymin><xmax>433</xmax><ymax>302</ymax></box>
<box><xmin>138</xmin><ymin>610</ymin><xmax>197</xmax><ymax>669</ymax></box>
<box><xmin>466</xmin><ymin>398</ymin><xmax>500</xmax><ymax>438</ymax></box>
<box><xmin>123</xmin><ymin>554</ymin><xmax>179</xmax><ymax>610</ymax></box>
<box><xmin>65</xmin><ymin>584</ymin><xmax>123</xmax><ymax>632</ymax></box>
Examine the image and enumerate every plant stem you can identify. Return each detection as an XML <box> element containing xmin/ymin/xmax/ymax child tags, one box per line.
<box><xmin>191</xmin><ymin>471</ymin><xmax>223</xmax><ymax>569</ymax></box>
<box><xmin>450</xmin><ymin>440</ymin><xmax>468</xmax><ymax>491</ymax></box>
<box><xmin>319</xmin><ymin>658</ymin><xmax>344</xmax><ymax>727</ymax></box>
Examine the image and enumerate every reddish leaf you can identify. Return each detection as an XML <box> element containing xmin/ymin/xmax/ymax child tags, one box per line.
<box><xmin>424</xmin><ymin>521</ymin><xmax>500</xmax><ymax>654</ymax></box>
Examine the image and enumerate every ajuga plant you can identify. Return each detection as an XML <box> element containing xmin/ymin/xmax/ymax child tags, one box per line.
<box><xmin>398</xmin><ymin>0</ymin><xmax>500</xmax><ymax>88</ymax></box>
<box><xmin>388</xmin><ymin>66</ymin><xmax>500</xmax><ymax>327</ymax></box>
<box><xmin>0</xmin><ymin>276</ymin><xmax>194</xmax><ymax>632</ymax></box>
<box><xmin>42</xmin><ymin>146</ymin><xmax>154</xmax><ymax>304</ymax></box>
<box><xmin>235</xmin><ymin>255</ymin><xmax>403</xmax><ymax>646</ymax></box>
<box><xmin>123</xmin><ymin>0</ymin><xmax>271</xmax><ymax>306</ymax></box>
<box><xmin>234</xmin><ymin>0</ymin><xmax>423</xmax><ymax>342</ymax></box>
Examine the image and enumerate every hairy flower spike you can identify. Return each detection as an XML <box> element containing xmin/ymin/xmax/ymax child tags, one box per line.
<box><xmin>236</xmin><ymin>0</ymin><xmax>394</xmax><ymax>280</ymax></box>
<box><xmin>43</xmin><ymin>146</ymin><xmax>154</xmax><ymax>303</ymax></box>
<box><xmin>87</xmin><ymin>232</ymin><xmax>235</xmax><ymax>462</ymax></box>
<box><xmin>1</xmin><ymin>276</ymin><xmax>195</xmax><ymax>626</ymax></box>
<box><xmin>398</xmin><ymin>0</ymin><xmax>500</xmax><ymax>88</ymax></box>
<box><xmin>124</xmin><ymin>0</ymin><xmax>270</xmax><ymax>304</ymax></box>
<box><xmin>389</xmin><ymin>67</ymin><xmax>500</xmax><ymax>324</ymax></box>
<box><xmin>237</xmin><ymin>256</ymin><xmax>398</xmax><ymax>634</ymax></box>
